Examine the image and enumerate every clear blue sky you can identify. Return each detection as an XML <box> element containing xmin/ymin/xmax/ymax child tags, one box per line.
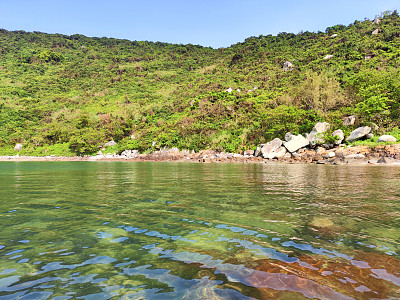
<box><xmin>0</xmin><ymin>0</ymin><xmax>398</xmax><ymax>48</ymax></box>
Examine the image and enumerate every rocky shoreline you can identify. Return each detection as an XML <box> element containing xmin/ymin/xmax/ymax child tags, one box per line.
<box><xmin>2</xmin><ymin>121</ymin><xmax>400</xmax><ymax>165</ymax></box>
<box><xmin>1</xmin><ymin>143</ymin><xmax>400</xmax><ymax>165</ymax></box>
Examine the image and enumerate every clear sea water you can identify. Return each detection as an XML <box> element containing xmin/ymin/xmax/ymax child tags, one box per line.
<box><xmin>1</xmin><ymin>162</ymin><xmax>400</xmax><ymax>299</ymax></box>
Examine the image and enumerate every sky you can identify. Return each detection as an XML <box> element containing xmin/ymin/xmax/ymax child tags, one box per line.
<box><xmin>0</xmin><ymin>0</ymin><xmax>398</xmax><ymax>48</ymax></box>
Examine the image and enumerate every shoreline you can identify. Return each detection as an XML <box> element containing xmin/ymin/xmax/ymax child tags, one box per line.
<box><xmin>2</xmin><ymin>144</ymin><xmax>400</xmax><ymax>166</ymax></box>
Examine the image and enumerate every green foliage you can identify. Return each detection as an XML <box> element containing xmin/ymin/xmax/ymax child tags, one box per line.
<box><xmin>1</xmin><ymin>11</ymin><xmax>400</xmax><ymax>155</ymax></box>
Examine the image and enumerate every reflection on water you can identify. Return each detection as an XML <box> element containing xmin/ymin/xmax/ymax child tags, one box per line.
<box><xmin>0</xmin><ymin>162</ymin><xmax>400</xmax><ymax>299</ymax></box>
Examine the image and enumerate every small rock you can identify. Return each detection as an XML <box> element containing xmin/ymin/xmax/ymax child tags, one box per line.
<box><xmin>372</xmin><ymin>18</ymin><xmax>381</xmax><ymax>24</ymax></box>
<box><xmin>283</xmin><ymin>61</ymin><xmax>293</xmax><ymax>72</ymax></box>
<box><xmin>372</xmin><ymin>29</ymin><xmax>380</xmax><ymax>35</ymax></box>
<box><xmin>322</xmin><ymin>152</ymin><xmax>336</xmax><ymax>159</ymax></box>
<box><xmin>344</xmin><ymin>154</ymin><xmax>366</xmax><ymax>159</ymax></box>
<box><xmin>343</xmin><ymin>115</ymin><xmax>356</xmax><ymax>126</ymax></box>
<box><xmin>346</xmin><ymin>126</ymin><xmax>371</xmax><ymax>142</ymax></box>
<box><xmin>244</xmin><ymin>150</ymin><xmax>255</xmax><ymax>156</ymax></box>
<box><xmin>104</xmin><ymin>140</ymin><xmax>117</xmax><ymax>147</ymax></box>
<box><xmin>130</xmin><ymin>135</ymin><xmax>136</xmax><ymax>140</ymax></box>
<box><xmin>14</xmin><ymin>144</ymin><xmax>23</xmax><ymax>152</ymax></box>
<box><xmin>330</xmin><ymin>34</ymin><xmax>338</xmax><ymax>38</ymax></box>
<box><xmin>323</xmin><ymin>55</ymin><xmax>334</xmax><ymax>60</ymax></box>
<box><xmin>366</xmin><ymin>133</ymin><xmax>374</xmax><ymax>139</ymax></box>
<box><xmin>225</xmin><ymin>87</ymin><xmax>233</xmax><ymax>93</ymax></box>
<box><xmin>285</xmin><ymin>132</ymin><xmax>294</xmax><ymax>142</ymax></box>
<box><xmin>377</xmin><ymin>135</ymin><xmax>397</xmax><ymax>143</ymax></box>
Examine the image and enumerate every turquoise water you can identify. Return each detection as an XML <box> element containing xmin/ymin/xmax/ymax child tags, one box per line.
<box><xmin>0</xmin><ymin>162</ymin><xmax>400</xmax><ymax>299</ymax></box>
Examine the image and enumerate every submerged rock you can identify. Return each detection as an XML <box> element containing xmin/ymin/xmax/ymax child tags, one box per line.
<box><xmin>309</xmin><ymin>217</ymin><xmax>334</xmax><ymax>228</ymax></box>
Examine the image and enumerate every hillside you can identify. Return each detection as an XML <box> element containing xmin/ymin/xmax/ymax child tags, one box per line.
<box><xmin>1</xmin><ymin>10</ymin><xmax>400</xmax><ymax>155</ymax></box>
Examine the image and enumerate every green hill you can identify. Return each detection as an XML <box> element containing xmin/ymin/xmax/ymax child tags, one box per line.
<box><xmin>1</xmin><ymin>10</ymin><xmax>400</xmax><ymax>155</ymax></box>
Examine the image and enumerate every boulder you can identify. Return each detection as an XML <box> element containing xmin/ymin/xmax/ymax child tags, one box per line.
<box><xmin>283</xmin><ymin>61</ymin><xmax>293</xmax><ymax>72</ymax></box>
<box><xmin>307</xmin><ymin>131</ymin><xmax>323</xmax><ymax>147</ymax></box>
<box><xmin>14</xmin><ymin>144</ymin><xmax>23</xmax><ymax>152</ymax></box>
<box><xmin>323</xmin><ymin>55</ymin><xmax>334</xmax><ymax>60</ymax></box>
<box><xmin>254</xmin><ymin>145</ymin><xmax>265</xmax><ymax>157</ymax></box>
<box><xmin>313</xmin><ymin>122</ymin><xmax>330</xmax><ymax>133</ymax></box>
<box><xmin>283</xmin><ymin>134</ymin><xmax>309</xmax><ymax>153</ymax></box>
<box><xmin>121</xmin><ymin>150</ymin><xmax>139</xmax><ymax>158</ymax></box>
<box><xmin>260</xmin><ymin>138</ymin><xmax>283</xmax><ymax>159</ymax></box>
<box><xmin>274</xmin><ymin>147</ymin><xmax>287</xmax><ymax>158</ymax></box>
<box><xmin>332</xmin><ymin>129</ymin><xmax>344</xmax><ymax>145</ymax></box>
<box><xmin>377</xmin><ymin>135</ymin><xmax>397</xmax><ymax>143</ymax></box>
<box><xmin>346</xmin><ymin>126</ymin><xmax>371</xmax><ymax>142</ymax></box>
<box><xmin>343</xmin><ymin>115</ymin><xmax>356</xmax><ymax>126</ymax></box>
<box><xmin>104</xmin><ymin>140</ymin><xmax>117</xmax><ymax>147</ymax></box>
<box><xmin>372</xmin><ymin>29</ymin><xmax>380</xmax><ymax>35</ymax></box>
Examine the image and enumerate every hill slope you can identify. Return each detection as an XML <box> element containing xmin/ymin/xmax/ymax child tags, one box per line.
<box><xmin>1</xmin><ymin>10</ymin><xmax>400</xmax><ymax>155</ymax></box>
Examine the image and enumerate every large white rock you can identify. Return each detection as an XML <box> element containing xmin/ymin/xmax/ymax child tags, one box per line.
<box><xmin>346</xmin><ymin>126</ymin><xmax>371</xmax><ymax>142</ymax></box>
<box><xmin>377</xmin><ymin>135</ymin><xmax>397</xmax><ymax>143</ymax></box>
<box><xmin>283</xmin><ymin>134</ymin><xmax>309</xmax><ymax>153</ymax></box>
<box><xmin>260</xmin><ymin>138</ymin><xmax>283</xmax><ymax>159</ymax></box>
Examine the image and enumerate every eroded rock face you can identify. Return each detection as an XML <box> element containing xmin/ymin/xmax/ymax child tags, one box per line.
<box><xmin>346</xmin><ymin>126</ymin><xmax>371</xmax><ymax>142</ymax></box>
<box><xmin>260</xmin><ymin>138</ymin><xmax>283</xmax><ymax>159</ymax></box>
<box><xmin>14</xmin><ymin>144</ymin><xmax>23</xmax><ymax>152</ymax></box>
<box><xmin>283</xmin><ymin>134</ymin><xmax>309</xmax><ymax>153</ymax></box>
<box><xmin>377</xmin><ymin>135</ymin><xmax>397</xmax><ymax>143</ymax></box>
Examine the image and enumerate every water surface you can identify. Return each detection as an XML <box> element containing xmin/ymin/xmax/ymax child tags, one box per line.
<box><xmin>1</xmin><ymin>162</ymin><xmax>400</xmax><ymax>299</ymax></box>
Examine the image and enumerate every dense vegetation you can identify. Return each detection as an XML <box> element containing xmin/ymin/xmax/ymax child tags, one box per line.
<box><xmin>1</xmin><ymin>11</ymin><xmax>400</xmax><ymax>155</ymax></box>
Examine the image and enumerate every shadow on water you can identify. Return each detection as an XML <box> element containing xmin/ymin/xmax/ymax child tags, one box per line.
<box><xmin>0</xmin><ymin>162</ymin><xmax>400</xmax><ymax>299</ymax></box>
